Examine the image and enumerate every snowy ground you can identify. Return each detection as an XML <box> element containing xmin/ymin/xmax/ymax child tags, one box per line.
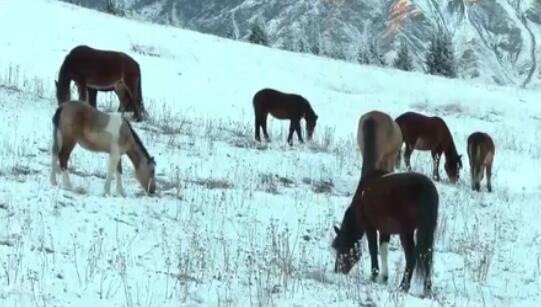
<box><xmin>1</xmin><ymin>0</ymin><xmax>541</xmax><ymax>306</ymax></box>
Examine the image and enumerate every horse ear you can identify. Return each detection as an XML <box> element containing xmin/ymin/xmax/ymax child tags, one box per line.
<box><xmin>333</xmin><ymin>225</ymin><xmax>340</xmax><ymax>235</ymax></box>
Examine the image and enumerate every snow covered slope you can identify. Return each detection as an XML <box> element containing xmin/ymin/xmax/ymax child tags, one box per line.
<box><xmin>65</xmin><ymin>0</ymin><xmax>541</xmax><ymax>88</ymax></box>
<box><xmin>1</xmin><ymin>0</ymin><xmax>541</xmax><ymax>306</ymax></box>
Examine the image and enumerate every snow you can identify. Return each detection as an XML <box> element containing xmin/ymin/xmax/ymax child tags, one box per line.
<box><xmin>1</xmin><ymin>0</ymin><xmax>541</xmax><ymax>306</ymax></box>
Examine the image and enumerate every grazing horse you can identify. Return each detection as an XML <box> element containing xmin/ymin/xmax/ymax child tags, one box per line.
<box><xmin>253</xmin><ymin>88</ymin><xmax>318</xmax><ymax>146</ymax></box>
<box><xmin>395</xmin><ymin>111</ymin><xmax>462</xmax><ymax>183</ymax></box>
<box><xmin>357</xmin><ymin>111</ymin><xmax>403</xmax><ymax>177</ymax></box>
<box><xmin>332</xmin><ymin>169</ymin><xmax>438</xmax><ymax>295</ymax></box>
<box><xmin>56</xmin><ymin>45</ymin><xmax>146</xmax><ymax>121</ymax></box>
<box><xmin>467</xmin><ymin>132</ymin><xmax>495</xmax><ymax>192</ymax></box>
<box><xmin>50</xmin><ymin>101</ymin><xmax>156</xmax><ymax>195</ymax></box>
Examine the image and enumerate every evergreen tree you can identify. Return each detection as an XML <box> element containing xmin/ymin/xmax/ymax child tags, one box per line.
<box><xmin>104</xmin><ymin>0</ymin><xmax>125</xmax><ymax>16</ymax></box>
<box><xmin>368</xmin><ymin>40</ymin><xmax>386</xmax><ymax>66</ymax></box>
<box><xmin>248</xmin><ymin>23</ymin><xmax>269</xmax><ymax>46</ymax></box>
<box><xmin>357</xmin><ymin>46</ymin><xmax>370</xmax><ymax>65</ymax></box>
<box><xmin>393</xmin><ymin>40</ymin><xmax>414</xmax><ymax>71</ymax></box>
<box><xmin>425</xmin><ymin>33</ymin><xmax>456</xmax><ymax>78</ymax></box>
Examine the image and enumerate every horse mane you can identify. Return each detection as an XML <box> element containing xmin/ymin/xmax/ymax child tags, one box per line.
<box><xmin>435</xmin><ymin>117</ymin><xmax>460</xmax><ymax>161</ymax></box>
<box><xmin>124</xmin><ymin>120</ymin><xmax>152</xmax><ymax>162</ymax></box>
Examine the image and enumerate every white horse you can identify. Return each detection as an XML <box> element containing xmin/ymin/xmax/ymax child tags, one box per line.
<box><xmin>50</xmin><ymin>101</ymin><xmax>156</xmax><ymax>195</ymax></box>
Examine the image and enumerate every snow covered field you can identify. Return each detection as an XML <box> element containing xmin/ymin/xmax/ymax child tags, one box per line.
<box><xmin>1</xmin><ymin>0</ymin><xmax>541</xmax><ymax>306</ymax></box>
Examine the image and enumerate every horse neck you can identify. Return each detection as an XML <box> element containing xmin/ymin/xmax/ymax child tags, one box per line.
<box><xmin>303</xmin><ymin>102</ymin><xmax>315</xmax><ymax>118</ymax></box>
<box><xmin>126</xmin><ymin>142</ymin><xmax>147</xmax><ymax>170</ymax></box>
<box><xmin>443</xmin><ymin>137</ymin><xmax>459</xmax><ymax>161</ymax></box>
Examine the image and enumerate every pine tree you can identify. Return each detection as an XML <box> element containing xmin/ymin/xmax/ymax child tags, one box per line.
<box><xmin>393</xmin><ymin>40</ymin><xmax>414</xmax><ymax>71</ymax></box>
<box><xmin>425</xmin><ymin>33</ymin><xmax>456</xmax><ymax>78</ymax></box>
<box><xmin>104</xmin><ymin>0</ymin><xmax>125</xmax><ymax>16</ymax></box>
<box><xmin>248</xmin><ymin>23</ymin><xmax>269</xmax><ymax>46</ymax></box>
<box><xmin>357</xmin><ymin>46</ymin><xmax>370</xmax><ymax>65</ymax></box>
<box><xmin>368</xmin><ymin>41</ymin><xmax>386</xmax><ymax>66</ymax></box>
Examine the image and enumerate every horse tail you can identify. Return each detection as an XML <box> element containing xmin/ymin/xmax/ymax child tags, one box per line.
<box><xmin>137</xmin><ymin>64</ymin><xmax>145</xmax><ymax>115</ymax></box>
<box><xmin>52</xmin><ymin>106</ymin><xmax>64</xmax><ymax>155</ymax></box>
<box><xmin>361</xmin><ymin>117</ymin><xmax>377</xmax><ymax>179</ymax></box>
<box><xmin>414</xmin><ymin>181</ymin><xmax>439</xmax><ymax>284</ymax></box>
<box><xmin>56</xmin><ymin>59</ymin><xmax>72</xmax><ymax>104</ymax></box>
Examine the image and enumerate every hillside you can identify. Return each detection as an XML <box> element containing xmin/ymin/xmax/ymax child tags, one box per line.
<box><xmin>63</xmin><ymin>0</ymin><xmax>541</xmax><ymax>88</ymax></box>
<box><xmin>1</xmin><ymin>0</ymin><xmax>541</xmax><ymax>306</ymax></box>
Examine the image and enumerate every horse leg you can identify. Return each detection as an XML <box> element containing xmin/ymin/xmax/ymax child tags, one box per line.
<box><xmin>395</xmin><ymin>147</ymin><xmax>402</xmax><ymax>170</ymax></box>
<box><xmin>58</xmin><ymin>140</ymin><xmax>76</xmax><ymax>191</ymax></box>
<box><xmin>123</xmin><ymin>75</ymin><xmax>143</xmax><ymax>121</ymax></box>
<box><xmin>87</xmin><ymin>88</ymin><xmax>98</xmax><ymax>108</ymax></box>
<box><xmin>486</xmin><ymin>163</ymin><xmax>493</xmax><ymax>192</ymax></box>
<box><xmin>366</xmin><ymin>228</ymin><xmax>379</xmax><ymax>282</ymax></box>
<box><xmin>431</xmin><ymin>151</ymin><xmax>441</xmax><ymax>181</ymax></box>
<box><xmin>379</xmin><ymin>233</ymin><xmax>391</xmax><ymax>283</ymax></box>
<box><xmin>254</xmin><ymin>114</ymin><xmax>262</xmax><ymax>142</ymax></box>
<box><xmin>115</xmin><ymin>158</ymin><xmax>126</xmax><ymax>197</ymax></box>
<box><xmin>287</xmin><ymin>120</ymin><xmax>295</xmax><ymax>146</ymax></box>
<box><xmin>399</xmin><ymin>232</ymin><xmax>415</xmax><ymax>292</ymax></box>
<box><xmin>404</xmin><ymin>144</ymin><xmax>413</xmax><ymax>171</ymax></box>
<box><xmin>294</xmin><ymin>119</ymin><xmax>304</xmax><ymax>144</ymax></box>
<box><xmin>114</xmin><ymin>83</ymin><xmax>130</xmax><ymax>114</ymax></box>
<box><xmin>76</xmin><ymin>79</ymin><xmax>88</xmax><ymax>103</ymax></box>
<box><xmin>104</xmin><ymin>145</ymin><xmax>123</xmax><ymax>196</ymax></box>
<box><xmin>262</xmin><ymin>113</ymin><xmax>270</xmax><ymax>141</ymax></box>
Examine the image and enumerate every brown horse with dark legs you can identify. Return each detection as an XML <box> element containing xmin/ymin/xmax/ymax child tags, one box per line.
<box><xmin>253</xmin><ymin>88</ymin><xmax>318</xmax><ymax>146</ymax></box>
<box><xmin>395</xmin><ymin>111</ymin><xmax>462</xmax><ymax>183</ymax></box>
<box><xmin>56</xmin><ymin>45</ymin><xmax>146</xmax><ymax>121</ymax></box>
<box><xmin>467</xmin><ymin>132</ymin><xmax>495</xmax><ymax>192</ymax></box>
<box><xmin>332</xmin><ymin>169</ymin><xmax>438</xmax><ymax>296</ymax></box>
<box><xmin>50</xmin><ymin>101</ymin><xmax>156</xmax><ymax>195</ymax></box>
<box><xmin>357</xmin><ymin>111</ymin><xmax>403</xmax><ymax>177</ymax></box>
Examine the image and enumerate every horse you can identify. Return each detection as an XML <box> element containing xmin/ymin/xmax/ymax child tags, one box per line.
<box><xmin>357</xmin><ymin>111</ymin><xmax>403</xmax><ymax>177</ymax></box>
<box><xmin>55</xmin><ymin>45</ymin><xmax>146</xmax><ymax>121</ymax></box>
<box><xmin>50</xmin><ymin>101</ymin><xmax>156</xmax><ymax>195</ymax></box>
<box><xmin>332</xmin><ymin>169</ymin><xmax>439</xmax><ymax>295</ymax></box>
<box><xmin>395</xmin><ymin>111</ymin><xmax>462</xmax><ymax>183</ymax></box>
<box><xmin>253</xmin><ymin>88</ymin><xmax>318</xmax><ymax>146</ymax></box>
<box><xmin>467</xmin><ymin>132</ymin><xmax>495</xmax><ymax>192</ymax></box>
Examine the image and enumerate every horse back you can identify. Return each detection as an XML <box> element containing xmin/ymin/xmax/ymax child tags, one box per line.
<box><xmin>360</xmin><ymin>172</ymin><xmax>437</xmax><ymax>234</ymax></box>
<box><xmin>253</xmin><ymin>88</ymin><xmax>306</xmax><ymax>119</ymax></box>
<box><xmin>62</xmin><ymin>45</ymin><xmax>140</xmax><ymax>78</ymax></box>
<box><xmin>357</xmin><ymin>111</ymin><xmax>402</xmax><ymax>168</ymax></box>
<box><xmin>467</xmin><ymin>132</ymin><xmax>495</xmax><ymax>166</ymax></box>
<box><xmin>396</xmin><ymin>112</ymin><xmax>453</xmax><ymax>149</ymax></box>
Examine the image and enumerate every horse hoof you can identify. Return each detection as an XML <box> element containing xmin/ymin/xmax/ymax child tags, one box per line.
<box><xmin>399</xmin><ymin>283</ymin><xmax>410</xmax><ymax>292</ymax></box>
<box><xmin>381</xmin><ymin>275</ymin><xmax>389</xmax><ymax>284</ymax></box>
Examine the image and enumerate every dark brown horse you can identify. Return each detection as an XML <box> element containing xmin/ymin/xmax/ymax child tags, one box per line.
<box><xmin>395</xmin><ymin>112</ymin><xmax>462</xmax><ymax>183</ymax></box>
<box><xmin>56</xmin><ymin>45</ymin><xmax>146</xmax><ymax>121</ymax></box>
<box><xmin>253</xmin><ymin>88</ymin><xmax>318</xmax><ymax>146</ymax></box>
<box><xmin>467</xmin><ymin>132</ymin><xmax>495</xmax><ymax>192</ymax></box>
<box><xmin>332</xmin><ymin>169</ymin><xmax>438</xmax><ymax>295</ymax></box>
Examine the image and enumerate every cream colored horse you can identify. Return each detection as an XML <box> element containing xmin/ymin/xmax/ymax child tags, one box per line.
<box><xmin>50</xmin><ymin>101</ymin><xmax>156</xmax><ymax>195</ymax></box>
<box><xmin>357</xmin><ymin>110</ymin><xmax>403</xmax><ymax>177</ymax></box>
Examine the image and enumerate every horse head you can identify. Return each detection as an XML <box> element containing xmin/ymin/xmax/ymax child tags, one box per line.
<box><xmin>444</xmin><ymin>154</ymin><xmax>462</xmax><ymax>183</ymax></box>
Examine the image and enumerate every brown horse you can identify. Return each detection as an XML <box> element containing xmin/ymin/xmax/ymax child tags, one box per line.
<box><xmin>253</xmin><ymin>88</ymin><xmax>318</xmax><ymax>146</ymax></box>
<box><xmin>395</xmin><ymin>111</ymin><xmax>462</xmax><ymax>183</ymax></box>
<box><xmin>56</xmin><ymin>45</ymin><xmax>146</xmax><ymax>121</ymax></box>
<box><xmin>50</xmin><ymin>101</ymin><xmax>156</xmax><ymax>195</ymax></box>
<box><xmin>357</xmin><ymin>111</ymin><xmax>403</xmax><ymax>177</ymax></box>
<box><xmin>467</xmin><ymin>132</ymin><xmax>495</xmax><ymax>192</ymax></box>
<box><xmin>332</xmin><ymin>169</ymin><xmax>438</xmax><ymax>295</ymax></box>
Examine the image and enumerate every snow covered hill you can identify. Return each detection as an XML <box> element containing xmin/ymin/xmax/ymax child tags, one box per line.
<box><xmin>0</xmin><ymin>0</ymin><xmax>541</xmax><ymax>306</ymax></box>
<box><xmin>64</xmin><ymin>0</ymin><xmax>541</xmax><ymax>88</ymax></box>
